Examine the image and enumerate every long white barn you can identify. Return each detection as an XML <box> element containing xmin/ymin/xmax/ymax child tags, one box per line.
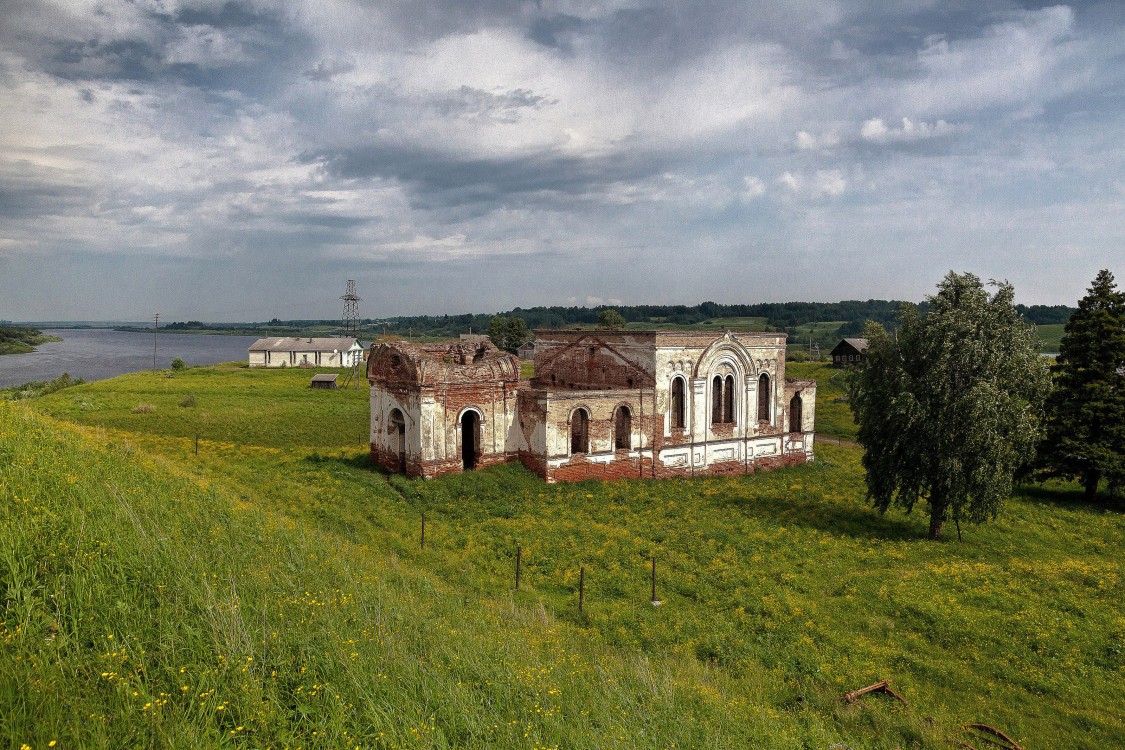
<box><xmin>248</xmin><ymin>337</ymin><xmax>364</xmax><ymax>368</ymax></box>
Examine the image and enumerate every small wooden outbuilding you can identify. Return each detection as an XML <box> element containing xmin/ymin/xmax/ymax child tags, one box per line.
<box><xmin>310</xmin><ymin>373</ymin><xmax>338</xmax><ymax>389</ymax></box>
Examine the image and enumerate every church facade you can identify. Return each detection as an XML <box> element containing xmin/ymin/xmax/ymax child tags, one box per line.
<box><xmin>367</xmin><ymin>330</ymin><xmax>815</xmax><ymax>483</ymax></box>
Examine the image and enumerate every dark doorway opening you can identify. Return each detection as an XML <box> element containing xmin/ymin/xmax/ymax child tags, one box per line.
<box><xmin>389</xmin><ymin>409</ymin><xmax>407</xmax><ymax>473</ymax></box>
<box><xmin>461</xmin><ymin>411</ymin><xmax>480</xmax><ymax>470</ymax></box>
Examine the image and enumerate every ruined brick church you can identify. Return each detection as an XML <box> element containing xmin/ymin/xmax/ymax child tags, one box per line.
<box><xmin>367</xmin><ymin>330</ymin><xmax>816</xmax><ymax>483</ymax></box>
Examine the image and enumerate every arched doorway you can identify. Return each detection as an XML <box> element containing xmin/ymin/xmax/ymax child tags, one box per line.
<box><xmin>789</xmin><ymin>393</ymin><xmax>802</xmax><ymax>434</ymax></box>
<box><xmin>388</xmin><ymin>409</ymin><xmax>406</xmax><ymax>473</ymax></box>
<box><xmin>461</xmin><ymin>410</ymin><xmax>481</xmax><ymax>470</ymax></box>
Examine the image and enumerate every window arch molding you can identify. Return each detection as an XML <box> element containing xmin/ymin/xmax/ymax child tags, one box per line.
<box><xmin>691</xmin><ymin>339</ymin><xmax>752</xmax><ymax>381</ymax></box>
<box><xmin>455</xmin><ymin>406</ymin><xmax>485</xmax><ymax>424</ymax></box>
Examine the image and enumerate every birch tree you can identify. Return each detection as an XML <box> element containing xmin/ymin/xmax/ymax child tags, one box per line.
<box><xmin>848</xmin><ymin>272</ymin><xmax>1050</xmax><ymax>539</ymax></box>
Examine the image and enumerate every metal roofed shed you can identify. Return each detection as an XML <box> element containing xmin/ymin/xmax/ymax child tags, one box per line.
<box><xmin>310</xmin><ymin>373</ymin><xmax>339</xmax><ymax>389</ymax></box>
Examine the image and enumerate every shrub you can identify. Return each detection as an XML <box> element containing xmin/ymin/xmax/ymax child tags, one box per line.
<box><xmin>179</xmin><ymin>394</ymin><xmax>196</xmax><ymax>408</ymax></box>
<box><xmin>171</xmin><ymin>358</ymin><xmax>186</xmax><ymax>370</ymax></box>
<box><xmin>132</xmin><ymin>403</ymin><xmax>156</xmax><ymax>414</ymax></box>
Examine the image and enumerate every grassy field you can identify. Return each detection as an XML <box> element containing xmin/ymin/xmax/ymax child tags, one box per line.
<box><xmin>2</xmin><ymin>365</ymin><xmax>1122</xmax><ymax>748</ymax></box>
<box><xmin>786</xmin><ymin>362</ymin><xmax>856</xmax><ymax>442</ymax></box>
<box><xmin>1035</xmin><ymin>323</ymin><xmax>1065</xmax><ymax>354</ymax></box>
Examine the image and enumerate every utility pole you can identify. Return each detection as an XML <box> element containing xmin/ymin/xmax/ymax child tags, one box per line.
<box><xmin>152</xmin><ymin>313</ymin><xmax>160</xmax><ymax>370</ymax></box>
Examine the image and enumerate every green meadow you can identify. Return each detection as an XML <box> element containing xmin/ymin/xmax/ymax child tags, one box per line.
<box><xmin>1</xmin><ymin>364</ymin><xmax>1121</xmax><ymax>748</ymax></box>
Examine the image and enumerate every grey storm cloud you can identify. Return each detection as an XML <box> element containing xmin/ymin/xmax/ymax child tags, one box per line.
<box><xmin>0</xmin><ymin>0</ymin><xmax>1123</xmax><ymax>320</ymax></box>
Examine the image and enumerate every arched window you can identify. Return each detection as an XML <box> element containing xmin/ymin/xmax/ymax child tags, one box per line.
<box><xmin>670</xmin><ymin>377</ymin><xmax>686</xmax><ymax>429</ymax></box>
<box><xmin>758</xmin><ymin>373</ymin><xmax>771</xmax><ymax>425</ymax></box>
<box><xmin>571</xmin><ymin>409</ymin><xmax>589</xmax><ymax>455</ymax></box>
<box><xmin>614</xmin><ymin>406</ymin><xmax>632</xmax><ymax>450</ymax></box>
<box><xmin>723</xmin><ymin>374</ymin><xmax>735</xmax><ymax>423</ymax></box>
<box><xmin>711</xmin><ymin>375</ymin><xmax>723</xmax><ymax>425</ymax></box>
<box><xmin>789</xmin><ymin>393</ymin><xmax>803</xmax><ymax>434</ymax></box>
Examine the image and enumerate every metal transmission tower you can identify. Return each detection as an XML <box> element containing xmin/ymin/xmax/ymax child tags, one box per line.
<box><xmin>340</xmin><ymin>279</ymin><xmax>361</xmax><ymax>336</ymax></box>
<box><xmin>340</xmin><ymin>280</ymin><xmax>364</xmax><ymax>388</ymax></box>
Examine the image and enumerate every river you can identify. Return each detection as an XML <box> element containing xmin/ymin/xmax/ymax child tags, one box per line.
<box><xmin>0</xmin><ymin>329</ymin><xmax>263</xmax><ymax>387</ymax></box>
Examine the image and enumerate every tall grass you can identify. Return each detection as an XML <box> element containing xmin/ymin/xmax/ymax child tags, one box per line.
<box><xmin>6</xmin><ymin>366</ymin><xmax>1123</xmax><ymax>748</ymax></box>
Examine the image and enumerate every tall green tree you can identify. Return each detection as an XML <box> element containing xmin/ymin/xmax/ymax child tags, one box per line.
<box><xmin>848</xmin><ymin>272</ymin><xmax>1050</xmax><ymax>539</ymax></box>
<box><xmin>597</xmin><ymin>309</ymin><xmax>626</xmax><ymax>329</ymax></box>
<box><xmin>487</xmin><ymin>315</ymin><xmax>531</xmax><ymax>354</ymax></box>
<box><xmin>1040</xmin><ymin>269</ymin><xmax>1125</xmax><ymax>500</ymax></box>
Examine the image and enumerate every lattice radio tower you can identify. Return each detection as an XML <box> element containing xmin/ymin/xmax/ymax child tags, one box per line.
<box><xmin>340</xmin><ymin>279</ymin><xmax>361</xmax><ymax>336</ymax></box>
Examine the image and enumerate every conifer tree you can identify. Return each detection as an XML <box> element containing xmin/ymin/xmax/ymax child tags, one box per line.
<box><xmin>848</xmin><ymin>272</ymin><xmax>1050</xmax><ymax>539</ymax></box>
<box><xmin>1041</xmin><ymin>269</ymin><xmax>1125</xmax><ymax>500</ymax></box>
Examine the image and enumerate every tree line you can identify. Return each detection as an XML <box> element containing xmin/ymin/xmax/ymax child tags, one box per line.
<box><xmin>370</xmin><ymin>300</ymin><xmax>1073</xmax><ymax>344</ymax></box>
<box><xmin>848</xmin><ymin>269</ymin><xmax>1124</xmax><ymax>539</ymax></box>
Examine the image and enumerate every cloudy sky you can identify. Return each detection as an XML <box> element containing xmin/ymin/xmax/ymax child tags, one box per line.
<box><xmin>1</xmin><ymin>1</ymin><xmax>1122</xmax><ymax>321</ymax></box>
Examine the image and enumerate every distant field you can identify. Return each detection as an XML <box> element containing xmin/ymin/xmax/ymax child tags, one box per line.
<box><xmin>1036</xmin><ymin>323</ymin><xmax>1065</xmax><ymax>353</ymax></box>
<box><xmin>3</xmin><ymin>366</ymin><xmax>1121</xmax><ymax>748</ymax></box>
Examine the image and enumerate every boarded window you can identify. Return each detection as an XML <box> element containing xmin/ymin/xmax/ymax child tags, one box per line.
<box><xmin>758</xmin><ymin>373</ymin><xmax>771</xmax><ymax>424</ymax></box>
<box><xmin>571</xmin><ymin>409</ymin><xmax>589</xmax><ymax>455</ymax></box>
<box><xmin>789</xmin><ymin>393</ymin><xmax>803</xmax><ymax>433</ymax></box>
<box><xmin>614</xmin><ymin>406</ymin><xmax>632</xmax><ymax>450</ymax></box>
<box><xmin>723</xmin><ymin>374</ymin><xmax>735</xmax><ymax>423</ymax></box>
<box><xmin>671</xmin><ymin>377</ymin><xmax>686</xmax><ymax>429</ymax></box>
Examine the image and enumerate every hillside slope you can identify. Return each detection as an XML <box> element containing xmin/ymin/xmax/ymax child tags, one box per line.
<box><xmin>7</xmin><ymin>367</ymin><xmax>1125</xmax><ymax>748</ymax></box>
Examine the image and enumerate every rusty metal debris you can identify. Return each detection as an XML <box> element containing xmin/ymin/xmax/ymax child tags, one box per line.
<box><xmin>962</xmin><ymin>723</ymin><xmax>1023</xmax><ymax>750</ymax></box>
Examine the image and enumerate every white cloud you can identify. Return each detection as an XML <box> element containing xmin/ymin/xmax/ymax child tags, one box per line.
<box><xmin>740</xmin><ymin>175</ymin><xmax>766</xmax><ymax>201</ymax></box>
<box><xmin>861</xmin><ymin>117</ymin><xmax>955</xmax><ymax>143</ymax></box>
<box><xmin>775</xmin><ymin>169</ymin><xmax>846</xmax><ymax>198</ymax></box>
<box><xmin>812</xmin><ymin>169</ymin><xmax>846</xmax><ymax>197</ymax></box>
<box><xmin>796</xmin><ymin>129</ymin><xmax>839</xmax><ymax>150</ymax></box>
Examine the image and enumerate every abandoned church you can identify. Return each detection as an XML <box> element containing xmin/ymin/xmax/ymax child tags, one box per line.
<box><xmin>367</xmin><ymin>330</ymin><xmax>816</xmax><ymax>483</ymax></box>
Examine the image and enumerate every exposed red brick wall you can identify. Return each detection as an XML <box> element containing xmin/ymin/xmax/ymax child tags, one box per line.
<box><xmin>533</xmin><ymin>335</ymin><xmax>654</xmax><ymax>390</ymax></box>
